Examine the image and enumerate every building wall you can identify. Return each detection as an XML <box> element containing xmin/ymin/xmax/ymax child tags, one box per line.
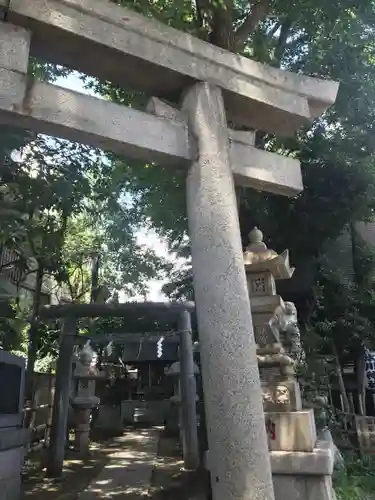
<box><xmin>0</xmin><ymin>248</ymin><xmax>51</xmax><ymax>305</ymax></box>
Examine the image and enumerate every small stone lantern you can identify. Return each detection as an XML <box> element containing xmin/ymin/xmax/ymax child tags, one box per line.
<box><xmin>244</xmin><ymin>227</ymin><xmax>315</xmax><ymax>453</ymax></box>
<box><xmin>71</xmin><ymin>344</ymin><xmax>103</xmax><ymax>455</ymax></box>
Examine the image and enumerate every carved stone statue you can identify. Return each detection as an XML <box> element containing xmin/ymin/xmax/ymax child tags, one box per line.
<box><xmin>262</xmin><ymin>385</ymin><xmax>290</xmax><ymax>406</ymax></box>
<box><xmin>282</xmin><ymin>302</ymin><xmax>304</xmax><ymax>362</ymax></box>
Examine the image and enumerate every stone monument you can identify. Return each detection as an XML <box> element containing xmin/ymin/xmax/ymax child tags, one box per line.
<box><xmin>0</xmin><ymin>350</ymin><xmax>30</xmax><ymax>500</ymax></box>
<box><xmin>244</xmin><ymin>227</ymin><xmax>336</xmax><ymax>500</ymax></box>
<box><xmin>71</xmin><ymin>344</ymin><xmax>101</xmax><ymax>455</ymax></box>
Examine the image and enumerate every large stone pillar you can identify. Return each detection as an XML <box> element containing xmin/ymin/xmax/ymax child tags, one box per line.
<box><xmin>178</xmin><ymin>310</ymin><xmax>199</xmax><ymax>470</ymax></box>
<box><xmin>47</xmin><ymin>316</ymin><xmax>76</xmax><ymax>477</ymax></box>
<box><xmin>182</xmin><ymin>82</ymin><xmax>275</xmax><ymax>500</ymax></box>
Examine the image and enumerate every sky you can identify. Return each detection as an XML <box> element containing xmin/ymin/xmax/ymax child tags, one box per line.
<box><xmin>54</xmin><ymin>72</ymin><xmax>184</xmax><ymax>302</ymax></box>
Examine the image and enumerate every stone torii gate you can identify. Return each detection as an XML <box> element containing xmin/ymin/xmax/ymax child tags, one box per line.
<box><xmin>0</xmin><ymin>1</ymin><xmax>339</xmax><ymax>499</ymax></box>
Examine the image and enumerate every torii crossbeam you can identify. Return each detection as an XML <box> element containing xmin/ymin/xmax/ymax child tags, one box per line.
<box><xmin>0</xmin><ymin>2</ymin><xmax>339</xmax><ymax>499</ymax></box>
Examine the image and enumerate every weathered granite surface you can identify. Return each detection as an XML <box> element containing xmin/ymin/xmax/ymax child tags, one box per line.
<box><xmin>0</xmin><ymin>475</ymin><xmax>21</xmax><ymax>500</ymax></box>
<box><xmin>147</xmin><ymin>96</ymin><xmax>303</xmax><ymax>196</ymax></box>
<box><xmin>0</xmin><ymin>21</ymin><xmax>29</xmax><ymax>72</ymax></box>
<box><xmin>273</xmin><ymin>475</ymin><xmax>336</xmax><ymax>500</ymax></box>
<box><xmin>270</xmin><ymin>436</ymin><xmax>335</xmax><ymax>476</ymax></box>
<box><xmin>265</xmin><ymin>410</ymin><xmax>317</xmax><ymax>452</ymax></box>
<box><xmin>0</xmin><ymin>72</ymin><xmax>192</xmax><ymax>166</ymax></box>
<box><xmin>0</xmin><ymin>446</ymin><xmax>27</xmax><ymax>500</ymax></box>
<box><xmin>0</xmin><ymin>20</ymin><xmax>301</xmax><ymax>196</ymax></box>
<box><xmin>4</xmin><ymin>0</ymin><xmax>338</xmax><ymax>134</ymax></box>
<box><xmin>0</xmin><ymin>428</ymin><xmax>29</xmax><ymax>451</ymax></box>
<box><xmin>184</xmin><ymin>81</ymin><xmax>274</xmax><ymax>500</ymax></box>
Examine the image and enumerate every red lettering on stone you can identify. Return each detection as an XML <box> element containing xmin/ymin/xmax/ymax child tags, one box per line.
<box><xmin>266</xmin><ymin>419</ymin><xmax>276</xmax><ymax>440</ymax></box>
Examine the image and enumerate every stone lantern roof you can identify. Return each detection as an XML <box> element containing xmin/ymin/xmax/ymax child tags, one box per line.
<box><xmin>243</xmin><ymin>227</ymin><xmax>295</xmax><ymax>280</ymax></box>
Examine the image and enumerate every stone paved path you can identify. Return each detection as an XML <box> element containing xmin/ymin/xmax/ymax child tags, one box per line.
<box><xmin>78</xmin><ymin>428</ymin><xmax>160</xmax><ymax>499</ymax></box>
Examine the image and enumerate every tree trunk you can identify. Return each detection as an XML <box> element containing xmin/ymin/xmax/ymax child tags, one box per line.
<box><xmin>90</xmin><ymin>253</ymin><xmax>100</xmax><ymax>304</ymax></box>
<box><xmin>350</xmin><ymin>222</ymin><xmax>360</xmax><ymax>285</ymax></box>
<box><xmin>26</xmin><ymin>264</ymin><xmax>44</xmax><ymax>402</ymax></box>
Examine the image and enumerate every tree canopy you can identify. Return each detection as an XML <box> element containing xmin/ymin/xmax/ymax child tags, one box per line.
<box><xmin>0</xmin><ymin>134</ymin><xmax>169</xmax><ymax>368</ymax></box>
<box><xmin>82</xmin><ymin>0</ymin><xmax>375</xmax><ymax>300</ymax></box>
<box><xmin>89</xmin><ymin>0</ymin><xmax>375</xmax><ymax>261</ymax></box>
<box><xmin>87</xmin><ymin>0</ymin><xmax>375</xmax><ymax>364</ymax></box>
<box><xmin>6</xmin><ymin>0</ymin><xmax>375</xmax><ymax>297</ymax></box>
<box><xmin>3</xmin><ymin>0</ymin><xmax>375</xmax><ymax>367</ymax></box>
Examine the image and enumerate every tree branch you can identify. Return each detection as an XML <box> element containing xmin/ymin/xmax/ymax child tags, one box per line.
<box><xmin>208</xmin><ymin>0</ymin><xmax>235</xmax><ymax>50</ymax></box>
<box><xmin>234</xmin><ymin>0</ymin><xmax>272</xmax><ymax>51</ymax></box>
<box><xmin>195</xmin><ymin>0</ymin><xmax>204</xmax><ymax>29</ymax></box>
<box><xmin>64</xmin><ymin>273</ymin><xmax>75</xmax><ymax>302</ymax></box>
<box><xmin>274</xmin><ymin>17</ymin><xmax>293</xmax><ymax>64</ymax></box>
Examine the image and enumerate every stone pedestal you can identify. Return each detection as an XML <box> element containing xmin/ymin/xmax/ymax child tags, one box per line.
<box><xmin>205</xmin><ymin>433</ymin><xmax>336</xmax><ymax>500</ymax></box>
<box><xmin>71</xmin><ymin>398</ymin><xmax>98</xmax><ymax>454</ymax></box>
<box><xmin>0</xmin><ymin>351</ymin><xmax>29</xmax><ymax>498</ymax></box>
<box><xmin>0</xmin><ymin>427</ymin><xmax>30</xmax><ymax>500</ymax></box>
<box><xmin>270</xmin><ymin>433</ymin><xmax>336</xmax><ymax>500</ymax></box>
<box><xmin>265</xmin><ymin>409</ymin><xmax>317</xmax><ymax>452</ymax></box>
<box><xmin>74</xmin><ymin>412</ymin><xmax>90</xmax><ymax>452</ymax></box>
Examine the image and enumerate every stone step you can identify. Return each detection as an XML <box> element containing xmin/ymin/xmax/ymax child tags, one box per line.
<box><xmin>204</xmin><ymin>434</ymin><xmax>334</xmax><ymax>476</ymax></box>
<box><xmin>273</xmin><ymin>474</ymin><xmax>336</xmax><ymax>500</ymax></box>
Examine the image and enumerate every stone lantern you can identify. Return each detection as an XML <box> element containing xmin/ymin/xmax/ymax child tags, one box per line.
<box><xmin>244</xmin><ymin>227</ymin><xmax>315</xmax><ymax>453</ymax></box>
<box><xmin>71</xmin><ymin>344</ymin><xmax>102</xmax><ymax>455</ymax></box>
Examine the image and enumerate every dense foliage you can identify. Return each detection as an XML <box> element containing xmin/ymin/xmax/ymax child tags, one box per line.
<box><xmin>0</xmin><ymin>134</ymin><xmax>168</xmax><ymax>373</ymax></box>
<box><xmin>87</xmin><ymin>0</ymin><xmax>375</xmax><ymax>266</ymax></box>
<box><xmin>3</xmin><ymin>0</ymin><xmax>375</xmax><ymax>373</ymax></box>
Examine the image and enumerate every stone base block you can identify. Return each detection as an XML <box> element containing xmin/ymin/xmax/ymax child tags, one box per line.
<box><xmin>0</xmin><ymin>446</ymin><xmax>25</xmax><ymax>500</ymax></box>
<box><xmin>265</xmin><ymin>409</ymin><xmax>316</xmax><ymax>452</ymax></box>
<box><xmin>270</xmin><ymin>435</ymin><xmax>335</xmax><ymax>476</ymax></box>
<box><xmin>262</xmin><ymin>379</ymin><xmax>302</xmax><ymax>412</ymax></box>
<box><xmin>273</xmin><ymin>475</ymin><xmax>335</xmax><ymax>500</ymax></box>
<box><xmin>272</xmin><ymin>435</ymin><xmax>336</xmax><ymax>500</ymax></box>
<box><xmin>0</xmin><ymin>427</ymin><xmax>29</xmax><ymax>451</ymax></box>
<box><xmin>0</xmin><ymin>447</ymin><xmax>26</xmax><ymax>480</ymax></box>
<box><xmin>0</xmin><ymin>475</ymin><xmax>21</xmax><ymax>500</ymax></box>
<box><xmin>204</xmin><ymin>436</ymin><xmax>334</xmax><ymax>476</ymax></box>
